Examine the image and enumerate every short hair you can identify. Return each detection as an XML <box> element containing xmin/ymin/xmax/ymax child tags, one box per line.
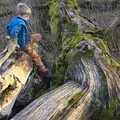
<box><xmin>16</xmin><ymin>3</ymin><xmax>31</xmax><ymax>16</ymax></box>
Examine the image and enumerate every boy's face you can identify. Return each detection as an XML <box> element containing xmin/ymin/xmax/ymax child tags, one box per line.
<box><xmin>26</xmin><ymin>14</ymin><xmax>31</xmax><ymax>21</ymax></box>
<box><xmin>26</xmin><ymin>9</ymin><xmax>32</xmax><ymax>21</ymax></box>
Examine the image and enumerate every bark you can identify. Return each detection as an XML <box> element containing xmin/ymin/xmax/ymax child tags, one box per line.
<box><xmin>11</xmin><ymin>81</ymin><xmax>82</xmax><ymax>120</ymax></box>
<box><xmin>0</xmin><ymin>42</ymin><xmax>32</xmax><ymax>118</ymax></box>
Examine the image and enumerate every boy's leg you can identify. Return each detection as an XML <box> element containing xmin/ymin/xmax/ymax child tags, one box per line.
<box><xmin>26</xmin><ymin>42</ymin><xmax>51</xmax><ymax>89</ymax></box>
<box><xmin>26</xmin><ymin>42</ymin><xmax>46</xmax><ymax>72</ymax></box>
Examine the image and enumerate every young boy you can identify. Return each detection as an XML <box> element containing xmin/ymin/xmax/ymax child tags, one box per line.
<box><xmin>6</xmin><ymin>3</ymin><xmax>48</xmax><ymax>73</ymax></box>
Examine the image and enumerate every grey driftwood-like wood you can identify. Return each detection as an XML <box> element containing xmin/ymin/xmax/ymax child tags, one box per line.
<box><xmin>11</xmin><ymin>81</ymin><xmax>82</xmax><ymax>120</ymax></box>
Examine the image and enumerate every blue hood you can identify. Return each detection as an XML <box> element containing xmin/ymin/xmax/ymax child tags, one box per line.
<box><xmin>7</xmin><ymin>17</ymin><xmax>27</xmax><ymax>38</ymax></box>
<box><xmin>6</xmin><ymin>17</ymin><xmax>29</xmax><ymax>50</ymax></box>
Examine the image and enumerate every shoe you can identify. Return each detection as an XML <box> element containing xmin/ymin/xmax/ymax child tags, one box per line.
<box><xmin>42</xmin><ymin>68</ymin><xmax>49</xmax><ymax>73</ymax></box>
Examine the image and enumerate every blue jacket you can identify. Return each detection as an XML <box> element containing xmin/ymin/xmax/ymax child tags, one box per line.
<box><xmin>6</xmin><ymin>17</ymin><xmax>30</xmax><ymax>50</ymax></box>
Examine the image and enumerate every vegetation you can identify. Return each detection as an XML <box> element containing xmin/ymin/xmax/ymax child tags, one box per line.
<box><xmin>49</xmin><ymin>0</ymin><xmax>60</xmax><ymax>34</ymax></box>
<box><xmin>68</xmin><ymin>91</ymin><xmax>82</xmax><ymax>107</ymax></box>
<box><xmin>49</xmin><ymin>0</ymin><xmax>120</xmax><ymax>120</ymax></box>
<box><xmin>49</xmin><ymin>0</ymin><xmax>120</xmax><ymax>86</ymax></box>
<box><xmin>66</xmin><ymin>0</ymin><xmax>78</xmax><ymax>9</ymax></box>
<box><xmin>90</xmin><ymin>100</ymin><xmax>120</xmax><ymax>120</ymax></box>
<box><xmin>51</xmin><ymin>92</ymin><xmax>82</xmax><ymax>120</ymax></box>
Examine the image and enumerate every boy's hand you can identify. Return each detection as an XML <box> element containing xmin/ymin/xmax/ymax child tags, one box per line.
<box><xmin>31</xmin><ymin>33</ymin><xmax>41</xmax><ymax>42</ymax></box>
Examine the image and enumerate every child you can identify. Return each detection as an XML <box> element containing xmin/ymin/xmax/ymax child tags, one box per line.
<box><xmin>6</xmin><ymin>3</ymin><xmax>48</xmax><ymax>73</ymax></box>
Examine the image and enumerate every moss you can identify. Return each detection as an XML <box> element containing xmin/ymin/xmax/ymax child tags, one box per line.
<box><xmin>51</xmin><ymin>113</ymin><xmax>61</xmax><ymax>120</ymax></box>
<box><xmin>51</xmin><ymin>108</ymin><xmax>68</xmax><ymax>120</ymax></box>
<box><xmin>100</xmin><ymin>55</ymin><xmax>120</xmax><ymax>69</ymax></box>
<box><xmin>81</xmin><ymin>49</ymin><xmax>94</xmax><ymax>58</ymax></box>
<box><xmin>96</xmin><ymin>38</ymin><xmax>120</xmax><ymax>68</ymax></box>
<box><xmin>51</xmin><ymin>92</ymin><xmax>82</xmax><ymax>120</ymax></box>
<box><xmin>55</xmin><ymin>29</ymin><xmax>84</xmax><ymax>82</ymax></box>
<box><xmin>96</xmin><ymin>39</ymin><xmax>109</xmax><ymax>54</ymax></box>
<box><xmin>66</xmin><ymin>50</ymin><xmax>94</xmax><ymax>64</ymax></box>
<box><xmin>49</xmin><ymin>0</ymin><xmax>59</xmax><ymax>17</ymax></box>
<box><xmin>66</xmin><ymin>0</ymin><xmax>78</xmax><ymax>9</ymax></box>
<box><xmin>98</xmin><ymin>66</ymin><xmax>106</xmax><ymax>81</ymax></box>
<box><xmin>68</xmin><ymin>91</ymin><xmax>82</xmax><ymax>108</ymax></box>
<box><xmin>50</xmin><ymin>18</ymin><xmax>60</xmax><ymax>34</ymax></box>
<box><xmin>49</xmin><ymin>0</ymin><xmax>60</xmax><ymax>34</ymax></box>
<box><xmin>109</xmin><ymin>56</ymin><xmax>120</xmax><ymax>68</ymax></box>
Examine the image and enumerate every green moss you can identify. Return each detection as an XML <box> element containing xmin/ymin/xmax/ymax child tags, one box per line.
<box><xmin>51</xmin><ymin>108</ymin><xmax>67</xmax><ymax>120</ymax></box>
<box><xmin>98</xmin><ymin>66</ymin><xmax>106</xmax><ymax>81</ymax></box>
<box><xmin>68</xmin><ymin>91</ymin><xmax>82</xmax><ymax>108</ymax></box>
<box><xmin>49</xmin><ymin>0</ymin><xmax>60</xmax><ymax>34</ymax></box>
<box><xmin>109</xmin><ymin>56</ymin><xmax>120</xmax><ymax>68</ymax></box>
<box><xmin>96</xmin><ymin>39</ymin><xmax>109</xmax><ymax>54</ymax></box>
<box><xmin>66</xmin><ymin>0</ymin><xmax>78</xmax><ymax>9</ymax></box>
<box><xmin>66</xmin><ymin>50</ymin><xmax>94</xmax><ymax>64</ymax></box>
<box><xmin>96</xmin><ymin>38</ymin><xmax>120</xmax><ymax>68</ymax></box>
<box><xmin>51</xmin><ymin>92</ymin><xmax>82</xmax><ymax>120</ymax></box>
<box><xmin>80</xmin><ymin>49</ymin><xmax>94</xmax><ymax>58</ymax></box>
<box><xmin>49</xmin><ymin>0</ymin><xmax>60</xmax><ymax>17</ymax></box>
<box><xmin>55</xmin><ymin>29</ymin><xmax>84</xmax><ymax>82</ymax></box>
<box><xmin>51</xmin><ymin>113</ymin><xmax>61</xmax><ymax>120</ymax></box>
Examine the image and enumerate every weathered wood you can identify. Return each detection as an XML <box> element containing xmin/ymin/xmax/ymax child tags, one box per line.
<box><xmin>11</xmin><ymin>81</ymin><xmax>82</xmax><ymax>120</ymax></box>
<box><xmin>0</xmin><ymin>52</ymin><xmax>32</xmax><ymax>118</ymax></box>
<box><xmin>0</xmin><ymin>40</ymin><xmax>17</xmax><ymax>68</ymax></box>
<box><xmin>60</xmin><ymin>1</ymin><xmax>96</xmax><ymax>29</ymax></box>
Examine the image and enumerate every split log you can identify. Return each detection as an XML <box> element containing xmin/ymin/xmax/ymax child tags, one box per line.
<box><xmin>0</xmin><ymin>49</ymin><xmax>32</xmax><ymax>118</ymax></box>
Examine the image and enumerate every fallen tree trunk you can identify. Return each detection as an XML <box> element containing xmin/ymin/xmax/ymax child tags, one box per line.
<box><xmin>11</xmin><ymin>81</ymin><xmax>82</xmax><ymax>120</ymax></box>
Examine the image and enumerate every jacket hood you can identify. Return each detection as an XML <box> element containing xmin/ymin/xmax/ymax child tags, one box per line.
<box><xmin>7</xmin><ymin>17</ymin><xmax>27</xmax><ymax>36</ymax></box>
